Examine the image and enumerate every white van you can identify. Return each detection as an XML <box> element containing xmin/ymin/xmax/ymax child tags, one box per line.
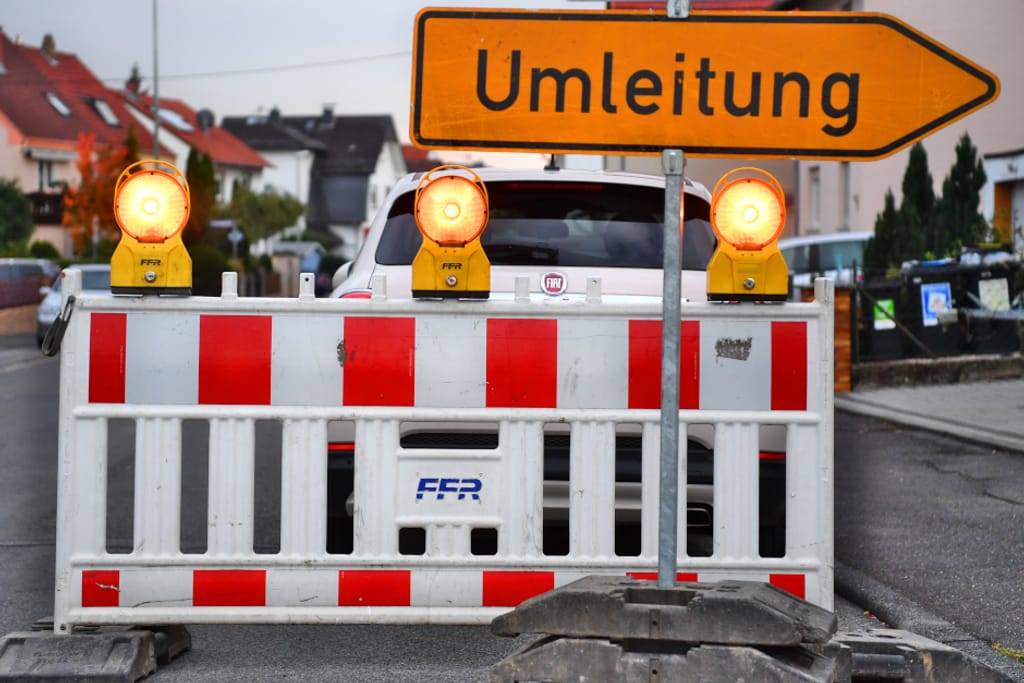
<box><xmin>778</xmin><ymin>231</ymin><xmax>872</xmax><ymax>288</ymax></box>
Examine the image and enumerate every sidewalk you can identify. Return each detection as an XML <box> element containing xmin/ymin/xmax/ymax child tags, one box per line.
<box><xmin>835</xmin><ymin>374</ymin><xmax>1024</xmax><ymax>454</ymax></box>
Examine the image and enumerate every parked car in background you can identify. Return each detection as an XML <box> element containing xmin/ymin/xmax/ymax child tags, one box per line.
<box><xmin>778</xmin><ymin>230</ymin><xmax>872</xmax><ymax>289</ymax></box>
<box><xmin>36</xmin><ymin>264</ymin><xmax>111</xmax><ymax>347</ymax></box>
<box><xmin>0</xmin><ymin>257</ymin><xmax>59</xmax><ymax>310</ymax></box>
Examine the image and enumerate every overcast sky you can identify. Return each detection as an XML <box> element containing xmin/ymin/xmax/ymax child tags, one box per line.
<box><xmin>3</xmin><ymin>0</ymin><xmax>602</xmax><ymax>164</ymax></box>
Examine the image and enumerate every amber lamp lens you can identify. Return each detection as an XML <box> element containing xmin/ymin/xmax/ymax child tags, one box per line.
<box><xmin>712</xmin><ymin>178</ymin><xmax>785</xmax><ymax>250</ymax></box>
<box><xmin>416</xmin><ymin>175</ymin><xmax>487</xmax><ymax>245</ymax></box>
<box><xmin>115</xmin><ymin>170</ymin><xmax>189</xmax><ymax>243</ymax></box>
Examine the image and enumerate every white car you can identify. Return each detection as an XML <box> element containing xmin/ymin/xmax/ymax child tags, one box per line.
<box><xmin>778</xmin><ymin>230</ymin><xmax>871</xmax><ymax>290</ymax></box>
<box><xmin>328</xmin><ymin>166</ymin><xmax>786</xmax><ymax>557</ymax></box>
<box><xmin>37</xmin><ymin>264</ymin><xmax>111</xmax><ymax>347</ymax></box>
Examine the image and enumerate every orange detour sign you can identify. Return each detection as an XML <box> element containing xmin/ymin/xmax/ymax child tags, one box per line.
<box><xmin>410</xmin><ymin>9</ymin><xmax>1000</xmax><ymax>160</ymax></box>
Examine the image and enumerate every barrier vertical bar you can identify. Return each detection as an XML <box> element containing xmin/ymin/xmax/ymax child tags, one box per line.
<box><xmin>499</xmin><ymin>421</ymin><xmax>544</xmax><ymax>556</ymax></box>
<box><xmin>208</xmin><ymin>418</ymin><xmax>256</xmax><ymax>555</ymax></box>
<box><xmin>134</xmin><ymin>417</ymin><xmax>183</xmax><ymax>556</ymax></box>
<box><xmin>712</xmin><ymin>422</ymin><xmax>759</xmax><ymax>559</ymax></box>
<box><xmin>569</xmin><ymin>421</ymin><xmax>616</xmax><ymax>557</ymax></box>
<box><xmin>280</xmin><ymin>419</ymin><xmax>328</xmax><ymax>555</ymax></box>
<box><xmin>353</xmin><ymin>419</ymin><xmax>400</xmax><ymax>555</ymax></box>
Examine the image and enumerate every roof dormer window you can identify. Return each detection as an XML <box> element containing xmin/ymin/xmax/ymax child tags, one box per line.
<box><xmin>46</xmin><ymin>92</ymin><xmax>71</xmax><ymax>117</ymax></box>
<box><xmin>157</xmin><ymin>108</ymin><xmax>194</xmax><ymax>132</ymax></box>
<box><xmin>91</xmin><ymin>98</ymin><xmax>120</xmax><ymax>127</ymax></box>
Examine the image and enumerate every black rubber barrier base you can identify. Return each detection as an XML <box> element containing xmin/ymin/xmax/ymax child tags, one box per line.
<box><xmin>0</xmin><ymin>624</ymin><xmax>191</xmax><ymax>682</ymax></box>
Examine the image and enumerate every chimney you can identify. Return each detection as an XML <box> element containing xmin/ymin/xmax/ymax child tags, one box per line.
<box><xmin>41</xmin><ymin>33</ymin><xmax>56</xmax><ymax>62</ymax></box>
<box><xmin>125</xmin><ymin>64</ymin><xmax>142</xmax><ymax>95</ymax></box>
<box><xmin>269</xmin><ymin>106</ymin><xmax>281</xmax><ymax>123</ymax></box>
<box><xmin>320</xmin><ymin>103</ymin><xmax>334</xmax><ymax>127</ymax></box>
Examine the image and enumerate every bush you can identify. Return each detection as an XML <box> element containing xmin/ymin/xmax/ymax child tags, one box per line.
<box><xmin>28</xmin><ymin>240</ymin><xmax>61</xmax><ymax>261</ymax></box>
<box><xmin>189</xmin><ymin>243</ymin><xmax>229</xmax><ymax>296</ymax></box>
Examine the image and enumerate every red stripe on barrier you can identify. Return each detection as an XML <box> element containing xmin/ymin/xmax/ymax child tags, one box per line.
<box><xmin>769</xmin><ymin>573</ymin><xmax>806</xmax><ymax>600</ymax></box>
<box><xmin>486</xmin><ymin>319</ymin><xmax>557</xmax><ymax>408</ymax></box>
<box><xmin>193</xmin><ymin>570</ymin><xmax>266</xmax><ymax>606</ymax></box>
<box><xmin>771</xmin><ymin>321</ymin><xmax>807</xmax><ymax>411</ymax></box>
<box><xmin>88</xmin><ymin>313</ymin><xmax>126</xmax><ymax>403</ymax></box>
<box><xmin>81</xmin><ymin>570</ymin><xmax>120</xmax><ymax>607</ymax></box>
<box><xmin>343</xmin><ymin>317</ymin><xmax>415</xmax><ymax>406</ymax></box>
<box><xmin>627</xmin><ymin>572</ymin><xmax>699</xmax><ymax>582</ymax></box>
<box><xmin>198</xmin><ymin>315</ymin><xmax>272</xmax><ymax>404</ymax></box>
<box><xmin>482</xmin><ymin>571</ymin><xmax>555</xmax><ymax>607</ymax></box>
<box><xmin>338</xmin><ymin>570</ymin><xmax>411</xmax><ymax>606</ymax></box>
<box><xmin>628</xmin><ymin>320</ymin><xmax>700</xmax><ymax>409</ymax></box>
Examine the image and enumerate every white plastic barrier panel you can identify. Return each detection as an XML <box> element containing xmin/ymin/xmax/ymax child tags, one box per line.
<box><xmin>52</xmin><ymin>272</ymin><xmax>834</xmax><ymax>632</ymax></box>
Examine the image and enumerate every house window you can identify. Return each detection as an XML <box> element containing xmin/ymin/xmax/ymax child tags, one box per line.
<box><xmin>809</xmin><ymin>166</ymin><xmax>821</xmax><ymax>230</ymax></box>
<box><xmin>38</xmin><ymin>160</ymin><xmax>54</xmax><ymax>191</ymax></box>
<box><xmin>157</xmin><ymin>109</ymin><xmax>193</xmax><ymax>132</ymax></box>
<box><xmin>46</xmin><ymin>92</ymin><xmax>71</xmax><ymax>117</ymax></box>
<box><xmin>91</xmin><ymin>98</ymin><xmax>120</xmax><ymax>127</ymax></box>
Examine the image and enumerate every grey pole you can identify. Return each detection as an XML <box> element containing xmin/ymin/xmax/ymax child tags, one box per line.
<box><xmin>152</xmin><ymin>0</ymin><xmax>160</xmax><ymax>159</ymax></box>
<box><xmin>658</xmin><ymin>149</ymin><xmax>685</xmax><ymax>587</ymax></box>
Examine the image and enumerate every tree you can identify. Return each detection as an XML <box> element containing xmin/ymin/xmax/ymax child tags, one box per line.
<box><xmin>901</xmin><ymin>143</ymin><xmax>935</xmax><ymax>254</ymax></box>
<box><xmin>0</xmin><ymin>178</ymin><xmax>33</xmax><ymax>252</ymax></box>
<box><xmin>215</xmin><ymin>183</ymin><xmax>305</xmax><ymax>246</ymax></box>
<box><xmin>931</xmin><ymin>132</ymin><xmax>988</xmax><ymax>255</ymax></box>
<box><xmin>863</xmin><ymin>189</ymin><xmax>899</xmax><ymax>276</ymax></box>
<box><xmin>183</xmin><ymin>147</ymin><xmax>216</xmax><ymax>247</ymax></box>
<box><xmin>62</xmin><ymin>127</ymin><xmax>141</xmax><ymax>259</ymax></box>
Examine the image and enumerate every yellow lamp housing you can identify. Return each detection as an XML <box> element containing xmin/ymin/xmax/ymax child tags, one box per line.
<box><xmin>411</xmin><ymin>165</ymin><xmax>490</xmax><ymax>299</ymax></box>
<box><xmin>706</xmin><ymin>167</ymin><xmax>789</xmax><ymax>302</ymax></box>
<box><xmin>110</xmin><ymin>160</ymin><xmax>192</xmax><ymax>295</ymax></box>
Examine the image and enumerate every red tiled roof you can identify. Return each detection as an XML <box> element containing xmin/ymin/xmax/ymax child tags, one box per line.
<box><xmin>402</xmin><ymin>144</ymin><xmax>441</xmax><ymax>173</ymax></box>
<box><xmin>120</xmin><ymin>92</ymin><xmax>269</xmax><ymax>170</ymax></box>
<box><xmin>0</xmin><ymin>30</ymin><xmax>169</xmax><ymax>155</ymax></box>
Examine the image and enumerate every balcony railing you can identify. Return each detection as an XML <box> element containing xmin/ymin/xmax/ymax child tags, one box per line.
<box><xmin>26</xmin><ymin>191</ymin><xmax>65</xmax><ymax>225</ymax></box>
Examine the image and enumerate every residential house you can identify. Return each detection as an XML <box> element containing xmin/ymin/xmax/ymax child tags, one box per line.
<box><xmin>225</xmin><ymin>107</ymin><xmax>406</xmax><ymax>260</ymax></box>
<box><xmin>116</xmin><ymin>72</ymin><xmax>270</xmax><ymax>205</ymax></box>
<box><xmin>794</xmin><ymin>0</ymin><xmax>1024</xmax><ymax>253</ymax></box>
<box><xmin>608</xmin><ymin>1</ymin><xmax>1023</xmax><ymax>252</ymax></box>
<box><xmin>0</xmin><ymin>31</ymin><xmax>167</xmax><ymax>257</ymax></box>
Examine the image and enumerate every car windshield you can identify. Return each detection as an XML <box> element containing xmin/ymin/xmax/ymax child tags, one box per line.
<box><xmin>783</xmin><ymin>239</ymin><xmax>866</xmax><ymax>274</ymax></box>
<box><xmin>375</xmin><ymin>180</ymin><xmax>716</xmax><ymax>271</ymax></box>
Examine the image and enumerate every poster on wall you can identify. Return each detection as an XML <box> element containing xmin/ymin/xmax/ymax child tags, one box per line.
<box><xmin>873</xmin><ymin>299</ymin><xmax>896</xmax><ymax>330</ymax></box>
<box><xmin>979</xmin><ymin>278</ymin><xmax>1010</xmax><ymax>311</ymax></box>
<box><xmin>920</xmin><ymin>282</ymin><xmax>952</xmax><ymax>327</ymax></box>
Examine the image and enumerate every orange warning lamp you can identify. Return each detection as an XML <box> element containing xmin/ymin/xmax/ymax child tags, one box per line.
<box><xmin>110</xmin><ymin>159</ymin><xmax>192</xmax><ymax>295</ymax></box>
<box><xmin>707</xmin><ymin>167</ymin><xmax>788</xmax><ymax>302</ymax></box>
<box><xmin>411</xmin><ymin>165</ymin><xmax>490</xmax><ymax>299</ymax></box>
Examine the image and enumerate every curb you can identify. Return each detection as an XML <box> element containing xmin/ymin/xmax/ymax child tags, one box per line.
<box><xmin>834</xmin><ymin>392</ymin><xmax>1024</xmax><ymax>454</ymax></box>
<box><xmin>834</xmin><ymin>561</ymin><xmax>1024</xmax><ymax>682</ymax></box>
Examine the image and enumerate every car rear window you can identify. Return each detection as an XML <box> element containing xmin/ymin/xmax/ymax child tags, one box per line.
<box><xmin>375</xmin><ymin>180</ymin><xmax>716</xmax><ymax>271</ymax></box>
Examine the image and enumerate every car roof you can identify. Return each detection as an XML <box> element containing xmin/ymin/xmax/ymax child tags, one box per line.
<box><xmin>778</xmin><ymin>231</ymin><xmax>872</xmax><ymax>249</ymax></box>
<box><xmin>397</xmin><ymin>166</ymin><xmax>713</xmax><ymax>203</ymax></box>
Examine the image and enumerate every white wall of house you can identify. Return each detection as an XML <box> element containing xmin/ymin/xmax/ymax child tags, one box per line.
<box><xmin>983</xmin><ymin>152</ymin><xmax>1024</xmax><ymax>251</ymax></box>
<box><xmin>258</xmin><ymin>148</ymin><xmax>314</xmax><ymax>227</ymax></box>
<box><xmin>795</xmin><ymin>0</ymin><xmax>1024</xmax><ymax>245</ymax></box>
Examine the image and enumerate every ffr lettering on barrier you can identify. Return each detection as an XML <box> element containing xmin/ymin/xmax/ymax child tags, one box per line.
<box><xmin>416</xmin><ymin>477</ymin><xmax>483</xmax><ymax>501</ymax></box>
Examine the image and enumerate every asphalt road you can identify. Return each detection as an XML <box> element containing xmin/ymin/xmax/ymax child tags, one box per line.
<box><xmin>1</xmin><ymin>337</ymin><xmax>1022</xmax><ymax>680</ymax></box>
<box><xmin>834</xmin><ymin>409</ymin><xmax>1024</xmax><ymax>678</ymax></box>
